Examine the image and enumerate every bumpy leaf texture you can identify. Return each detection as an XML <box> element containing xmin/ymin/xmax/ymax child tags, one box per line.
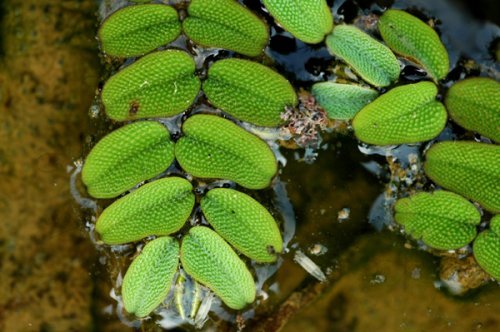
<box><xmin>96</xmin><ymin>177</ymin><xmax>195</xmax><ymax>244</ymax></box>
<box><xmin>201</xmin><ymin>188</ymin><xmax>283</xmax><ymax>263</ymax></box>
<box><xmin>352</xmin><ymin>81</ymin><xmax>447</xmax><ymax>145</ymax></box>
<box><xmin>183</xmin><ymin>0</ymin><xmax>268</xmax><ymax>56</ymax></box>
<box><xmin>99</xmin><ymin>4</ymin><xmax>180</xmax><ymax>57</ymax></box>
<box><xmin>180</xmin><ymin>226</ymin><xmax>256</xmax><ymax>309</ymax></box>
<box><xmin>473</xmin><ymin>215</ymin><xmax>500</xmax><ymax>279</ymax></box>
<box><xmin>122</xmin><ymin>237</ymin><xmax>179</xmax><ymax>317</ymax></box>
<box><xmin>262</xmin><ymin>0</ymin><xmax>333</xmax><ymax>43</ymax></box>
<box><xmin>101</xmin><ymin>50</ymin><xmax>200</xmax><ymax>121</ymax></box>
<box><xmin>203</xmin><ymin>58</ymin><xmax>297</xmax><ymax>127</ymax></box>
<box><xmin>395</xmin><ymin>191</ymin><xmax>480</xmax><ymax>250</ymax></box>
<box><xmin>326</xmin><ymin>25</ymin><xmax>400</xmax><ymax>87</ymax></box>
<box><xmin>378</xmin><ymin>9</ymin><xmax>449</xmax><ymax>81</ymax></box>
<box><xmin>312</xmin><ymin>82</ymin><xmax>378</xmax><ymax>120</ymax></box>
<box><xmin>446</xmin><ymin>77</ymin><xmax>500</xmax><ymax>142</ymax></box>
<box><xmin>175</xmin><ymin>114</ymin><xmax>278</xmax><ymax>189</ymax></box>
<box><xmin>424</xmin><ymin>141</ymin><xmax>500</xmax><ymax>213</ymax></box>
<box><xmin>82</xmin><ymin>121</ymin><xmax>174</xmax><ymax>198</ymax></box>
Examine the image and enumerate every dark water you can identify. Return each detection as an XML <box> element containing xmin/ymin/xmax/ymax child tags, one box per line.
<box><xmin>0</xmin><ymin>0</ymin><xmax>498</xmax><ymax>331</ymax></box>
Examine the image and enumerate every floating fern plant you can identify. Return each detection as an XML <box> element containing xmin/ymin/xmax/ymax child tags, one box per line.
<box><xmin>82</xmin><ymin>1</ymin><xmax>500</xmax><ymax>326</ymax></box>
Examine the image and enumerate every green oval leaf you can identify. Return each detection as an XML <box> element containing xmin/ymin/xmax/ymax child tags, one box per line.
<box><xmin>96</xmin><ymin>177</ymin><xmax>194</xmax><ymax>244</ymax></box>
<box><xmin>183</xmin><ymin>0</ymin><xmax>268</xmax><ymax>57</ymax></box>
<box><xmin>122</xmin><ymin>237</ymin><xmax>179</xmax><ymax>317</ymax></box>
<box><xmin>424</xmin><ymin>141</ymin><xmax>500</xmax><ymax>213</ymax></box>
<box><xmin>311</xmin><ymin>82</ymin><xmax>378</xmax><ymax>120</ymax></box>
<box><xmin>378</xmin><ymin>9</ymin><xmax>449</xmax><ymax>81</ymax></box>
<box><xmin>101</xmin><ymin>50</ymin><xmax>200</xmax><ymax>121</ymax></box>
<box><xmin>394</xmin><ymin>191</ymin><xmax>481</xmax><ymax>250</ymax></box>
<box><xmin>201</xmin><ymin>188</ymin><xmax>283</xmax><ymax>263</ymax></box>
<box><xmin>82</xmin><ymin>121</ymin><xmax>174</xmax><ymax>198</ymax></box>
<box><xmin>325</xmin><ymin>25</ymin><xmax>400</xmax><ymax>87</ymax></box>
<box><xmin>473</xmin><ymin>215</ymin><xmax>500</xmax><ymax>279</ymax></box>
<box><xmin>180</xmin><ymin>226</ymin><xmax>256</xmax><ymax>310</ymax></box>
<box><xmin>175</xmin><ymin>114</ymin><xmax>278</xmax><ymax>189</ymax></box>
<box><xmin>262</xmin><ymin>0</ymin><xmax>333</xmax><ymax>43</ymax></box>
<box><xmin>445</xmin><ymin>77</ymin><xmax>500</xmax><ymax>142</ymax></box>
<box><xmin>203</xmin><ymin>59</ymin><xmax>297</xmax><ymax>127</ymax></box>
<box><xmin>99</xmin><ymin>5</ymin><xmax>181</xmax><ymax>57</ymax></box>
<box><xmin>352</xmin><ymin>81</ymin><xmax>447</xmax><ymax>145</ymax></box>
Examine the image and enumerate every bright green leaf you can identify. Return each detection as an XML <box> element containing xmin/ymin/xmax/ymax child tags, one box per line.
<box><xmin>183</xmin><ymin>0</ymin><xmax>269</xmax><ymax>56</ymax></box>
<box><xmin>395</xmin><ymin>191</ymin><xmax>481</xmax><ymax>250</ymax></box>
<box><xmin>96</xmin><ymin>177</ymin><xmax>194</xmax><ymax>244</ymax></box>
<box><xmin>203</xmin><ymin>58</ymin><xmax>297</xmax><ymax>127</ymax></box>
<box><xmin>424</xmin><ymin>141</ymin><xmax>500</xmax><ymax>213</ymax></box>
<box><xmin>122</xmin><ymin>237</ymin><xmax>179</xmax><ymax>317</ymax></box>
<box><xmin>180</xmin><ymin>226</ymin><xmax>256</xmax><ymax>310</ymax></box>
<box><xmin>473</xmin><ymin>215</ymin><xmax>500</xmax><ymax>279</ymax></box>
<box><xmin>175</xmin><ymin>114</ymin><xmax>278</xmax><ymax>189</ymax></box>
<box><xmin>82</xmin><ymin>121</ymin><xmax>174</xmax><ymax>198</ymax></box>
<box><xmin>99</xmin><ymin>5</ymin><xmax>180</xmax><ymax>57</ymax></box>
<box><xmin>201</xmin><ymin>188</ymin><xmax>283</xmax><ymax>263</ymax></box>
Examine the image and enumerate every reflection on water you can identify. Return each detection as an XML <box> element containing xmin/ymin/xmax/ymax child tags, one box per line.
<box><xmin>0</xmin><ymin>0</ymin><xmax>498</xmax><ymax>331</ymax></box>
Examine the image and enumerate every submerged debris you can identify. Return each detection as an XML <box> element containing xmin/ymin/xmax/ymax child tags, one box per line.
<box><xmin>294</xmin><ymin>250</ymin><xmax>327</xmax><ymax>282</ymax></box>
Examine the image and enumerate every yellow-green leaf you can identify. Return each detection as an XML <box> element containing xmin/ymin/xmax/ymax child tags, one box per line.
<box><xmin>395</xmin><ymin>191</ymin><xmax>481</xmax><ymax>250</ymax></box>
<box><xmin>262</xmin><ymin>0</ymin><xmax>333</xmax><ymax>44</ymax></box>
<box><xmin>203</xmin><ymin>58</ymin><xmax>297</xmax><ymax>127</ymax></box>
<box><xmin>352</xmin><ymin>81</ymin><xmax>447</xmax><ymax>145</ymax></box>
<box><xmin>96</xmin><ymin>177</ymin><xmax>194</xmax><ymax>244</ymax></box>
<box><xmin>201</xmin><ymin>188</ymin><xmax>283</xmax><ymax>263</ymax></box>
<box><xmin>473</xmin><ymin>215</ymin><xmax>500</xmax><ymax>279</ymax></box>
<box><xmin>183</xmin><ymin>0</ymin><xmax>268</xmax><ymax>57</ymax></box>
<box><xmin>180</xmin><ymin>226</ymin><xmax>256</xmax><ymax>310</ymax></box>
<box><xmin>311</xmin><ymin>82</ymin><xmax>378</xmax><ymax>120</ymax></box>
<box><xmin>101</xmin><ymin>50</ymin><xmax>200</xmax><ymax>121</ymax></box>
<box><xmin>424</xmin><ymin>141</ymin><xmax>500</xmax><ymax>213</ymax></box>
<box><xmin>175</xmin><ymin>114</ymin><xmax>278</xmax><ymax>189</ymax></box>
<box><xmin>122</xmin><ymin>237</ymin><xmax>179</xmax><ymax>317</ymax></box>
<box><xmin>82</xmin><ymin>121</ymin><xmax>174</xmax><ymax>199</ymax></box>
<box><xmin>378</xmin><ymin>9</ymin><xmax>449</xmax><ymax>81</ymax></box>
<box><xmin>446</xmin><ymin>77</ymin><xmax>500</xmax><ymax>142</ymax></box>
<box><xmin>326</xmin><ymin>25</ymin><xmax>400</xmax><ymax>87</ymax></box>
<box><xmin>99</xmin><ymin>5</ymin><xmax>180</xmax><ymax>57</ymax></box>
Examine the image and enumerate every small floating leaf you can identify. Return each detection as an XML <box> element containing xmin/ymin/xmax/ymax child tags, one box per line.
<box><xmin>102</xmin><ymin>50</ymin><xmax>200</xmax><ymax>121</ymax></box>
<box><xmin>180</xmin><ymin>226</ymin><xmax>256</xmax><ymax>310</ymax></box>
<box><xmin>183</xmin><ymin>0</ymin><xmax>268</xmax><ymax>57</ymax></box>
<box><xmin>445</xmin><ymin>77</ymin><xmax>500</xmax><ymax>142</ymax></box>
<box><xmin>82</xmin><ymin>121</ymin><xmax>174</xmax><ymax>199</ymax></box>
<box><xmin>203</xmin><ymin>59</ymin><xmax>297</xmax><ymax>126</ymax></box>
<box><xmin>201</xmin><ymin>188</ymin><xmax>283</xmax><ymax>263</ymax></box>
<box><xmin>96</xmin><ymin>177</ymin><xmax>194</xmax><ymax>244</ymax></box>
<box><xmin>352</xmin><ymin>81</ymin><xmax>447</xmax><ymax>145</ymax></box>
<box><xmin>326</xmin><ymin>25</ymin><xmax>400</xmax><ymax>87</ymax></box>
<box><xmin>473</xmin><ymin>215</ymin><xmax>500</xmax><ymax>279</ymax></box>
<box><xmin>175</xmin><ymin>114</ymin><xmax>278</xmax><ymax>189</ymax></box>
<box><xmin>99</xmin><ymin>5</ymin><xmax>181</xmax><ymax>57</ymax></box>
<box><xmin>261</xmin><ymin>0</ymin><xmax>333</xmax><ymax>43</ymax></box>
<box><xmin>122</xmin><ymin>237</ymin><xmax>179</xmax><ymax>317</ymax></box>
<box><xmin>311</xmin><ymin>82</ymin><xmax>378</xmax><ymax>120</ymax></box>
<box><xmin>378</xmin><ymin>9</ymin><xmax>449</xmax><ymax>81</ymax></box>
<box><xmin>424</xmin><ymin>141</ymin><xmax>500</xmax><ymax>213</ymax></box>
<box><xmin>394</xmin><ymin>191</ymin><xmax>481</xmax><ymax>250</ymax></box>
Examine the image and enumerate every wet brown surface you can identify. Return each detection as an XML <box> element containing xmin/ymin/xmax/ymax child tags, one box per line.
<box><xmin>0</xmin><ymin>0</ymin><xmax>99</xmax><ymax>330</ymax></box>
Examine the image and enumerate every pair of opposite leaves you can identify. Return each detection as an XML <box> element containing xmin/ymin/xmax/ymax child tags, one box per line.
<box><xmin>101</xmin><ymin>177</ymin><xmax>283</xmax><ymax>316</ymax></box>
<box><xmin>100</xmin><ymin>0</ymin><xmax>334</xmax><ymax>58</ymax></box>
<box><xmin>393</xmin><ymin>141</ymin><xmax>499</xmax><ymax>279</ymax></box>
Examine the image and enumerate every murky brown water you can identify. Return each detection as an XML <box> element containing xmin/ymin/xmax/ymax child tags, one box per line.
<box><xmin>0</xmin><ymin>0</ymin><xmax>498</xmax><ymax>331</ymax></box>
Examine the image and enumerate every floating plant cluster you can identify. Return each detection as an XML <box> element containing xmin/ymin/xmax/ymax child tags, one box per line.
<box><xmin>80</xmin><ymin>0</ymin><xmax>499</xmax><ymax>327</ymax></box>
